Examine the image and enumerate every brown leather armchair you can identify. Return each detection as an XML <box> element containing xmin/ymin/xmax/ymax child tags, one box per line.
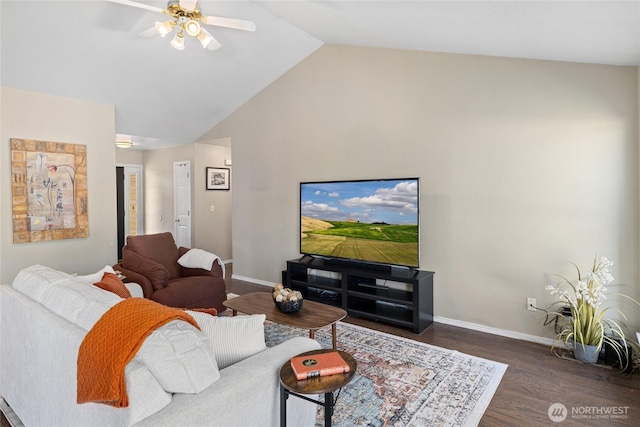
<box><xmin>113</xmin><ymin>232</ymin><xmax>227</xmax><ymax>312</ymax></box>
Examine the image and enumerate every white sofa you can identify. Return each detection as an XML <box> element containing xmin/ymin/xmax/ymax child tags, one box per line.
<box><xmin>0</xmin><ymin>265</ymin><xmax>321</xmax><ymax>426</ymax></box>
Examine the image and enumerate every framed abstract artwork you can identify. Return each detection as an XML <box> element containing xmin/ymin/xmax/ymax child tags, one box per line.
<box><xmin>206</xmin><ymin>167</ymin><xmax>230</xmax><ymax>190</ymax></box>
<box><xmin>10</xmin><ymin>138</ymin><xmax>88</xmax><ymax>243</ymax></box>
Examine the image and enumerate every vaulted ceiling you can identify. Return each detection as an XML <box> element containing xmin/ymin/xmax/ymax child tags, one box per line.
<box><xmin>2</xmin><ymin>1</ymin><xmax>639</xmax><ymax>150</ymax></box>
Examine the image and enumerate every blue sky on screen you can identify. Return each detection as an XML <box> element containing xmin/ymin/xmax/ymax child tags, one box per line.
<box><xmin>301</xmin><ymin>179</ymin><xmax>418</xmax><ymax>225</ymax></box>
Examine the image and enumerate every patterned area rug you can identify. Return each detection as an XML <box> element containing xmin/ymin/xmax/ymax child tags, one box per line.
<box><xmin>264</xmin><ymin>321</ymin><xmax>507</xmax><ymax>427</ymax></box>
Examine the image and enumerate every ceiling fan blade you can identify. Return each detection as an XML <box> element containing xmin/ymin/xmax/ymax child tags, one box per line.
<box><xmin>106</xmin><ymin>0</ymin><xmax>165</xmax><ymax>14</ymax></box>
<box><xmin>179</xmin><ymin>0</ymin><xmax>198</xmax><ymax>12</ymax></box>
<box><xmin>202</xmin><ymin>15</ymin><xmax>256</xmax><ymax>32</ymax></box>
<box><xmin>138</xmin><ymin>26</ymin><xmax>158</xmax><ymax>38</ymax></box>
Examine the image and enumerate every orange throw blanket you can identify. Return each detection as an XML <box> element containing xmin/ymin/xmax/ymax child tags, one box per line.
<box><xmin>77</xmin><ymin>298</ymin><xmax>199</xmax><ymax>407</ymax></box>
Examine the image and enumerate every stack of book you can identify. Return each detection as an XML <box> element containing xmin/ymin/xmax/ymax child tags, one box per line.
<box><xmin>290</xmin><ymin>351</ymin><xmax>350</xmax><ymax>380</ymax></box>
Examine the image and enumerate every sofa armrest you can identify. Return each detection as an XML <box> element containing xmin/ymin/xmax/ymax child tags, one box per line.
<box><xmin>134</xmin><ymin>337</ymin><xmax>321</xmax><ymax>427</ymax></box>
<box><xmin>113</xmin><ymin>264</ymin><xmax>154</xmax><ymax>298</ymax></box>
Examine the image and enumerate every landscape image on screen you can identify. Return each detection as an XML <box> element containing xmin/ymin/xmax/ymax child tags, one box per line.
<box><xmin>300</xmin><ymin>178</ymin><xmax>419</xmax><ymax>268</ymax></box>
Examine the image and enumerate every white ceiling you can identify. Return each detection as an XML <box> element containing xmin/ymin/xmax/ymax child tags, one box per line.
<box><xmin>2</xmin><ymin>1</ymin><xmax>639</xmax><ymax>150</ymax></box>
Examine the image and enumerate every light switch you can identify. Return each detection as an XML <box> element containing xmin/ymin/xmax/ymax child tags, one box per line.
<box><xmin>210</xmin><ymin>205</ymin><xmax>215</xmax><ymax>212</ymax></box>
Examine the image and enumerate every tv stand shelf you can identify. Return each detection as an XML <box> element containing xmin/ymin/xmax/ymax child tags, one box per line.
<box><xmin>283</xmin><ymin>258</ymin><xmax>434</xmax><ymax>334</ymax></box>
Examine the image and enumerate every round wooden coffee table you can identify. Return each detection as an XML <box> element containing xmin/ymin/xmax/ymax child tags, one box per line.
<box><xmin>279</xmin><ymin>349</ymin><xmax>357</xmax><ymax>427</ymax></box>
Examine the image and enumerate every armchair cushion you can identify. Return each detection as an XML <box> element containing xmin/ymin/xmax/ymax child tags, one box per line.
<box><xmin>126</xmin><ymin>232</ymin><xmax>181</xmax><ymax>279</ymax></box>
<box><xmin>150</xmin><ymin>276</ymin><xmax>225</xmax><ymax>309</ymax></box>
<box><xmin>122</xmin><ymin>247</ymin><xmax>169</xmax><ymax>291</ymax></box>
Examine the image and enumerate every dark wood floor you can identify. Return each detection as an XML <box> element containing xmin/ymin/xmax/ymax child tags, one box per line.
<box><xmin>228</xmin><ymin>278</ymin><xmax>640</xmax><ymax>427</ymax></box>
<box><xmin>3</xmin><ymin>274</ymin><xmax>638</xmax><ymax>427</ymax></box>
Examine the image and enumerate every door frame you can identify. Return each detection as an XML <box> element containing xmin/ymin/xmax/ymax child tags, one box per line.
<box><xmin>173</xmin><ymin>160</ymin><xmax>191</xmax><ymax>248</ymax></box>
<box><xmin>116</xmin><ymin>164</ymin><xmax>144</xmax><ymax>257</ymax></box>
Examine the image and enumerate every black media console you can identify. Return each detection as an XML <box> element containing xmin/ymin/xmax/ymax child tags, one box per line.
<box><xmin>283</xmin><ymin>257</ymin><xmax>434</xmax><ymax>334</ymax></box>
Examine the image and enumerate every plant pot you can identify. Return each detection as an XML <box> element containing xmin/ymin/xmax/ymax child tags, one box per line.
<box><xmin>573</xmin><ymin>342</ymin><xmax>600</xmax><ymax>364</ymax></box>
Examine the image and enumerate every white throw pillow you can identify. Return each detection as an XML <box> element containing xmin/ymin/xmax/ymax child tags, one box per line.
<box><xmin>75</xmin><ymin>265</ymin><xmax>116</xmax><ymax>284</ymax></box>
<box><xmin>186</xmin><ymin>312</ymin><xmax>267</xmax><ymax>369</ymax></box>
<box><xmin>136</xmin><ymin>319</ymin><xmax>220</xmax><ymax>393</ymax></box>
<box><xmin>125</xmin><ymin>359</ymin><xmax>172</xmax><ymax>425</ymax></box>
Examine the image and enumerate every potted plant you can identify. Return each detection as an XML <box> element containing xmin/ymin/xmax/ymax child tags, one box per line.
<box><xmin>546</xmin><ymin>256</ymin><xmax>639</xmax><ymax>366</ymax></box>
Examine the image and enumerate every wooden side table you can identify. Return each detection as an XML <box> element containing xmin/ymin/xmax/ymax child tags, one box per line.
<box><xmin>279</xmin><ymin>349</ymin><xmax>357</xmax><ymax>427</ymax></box>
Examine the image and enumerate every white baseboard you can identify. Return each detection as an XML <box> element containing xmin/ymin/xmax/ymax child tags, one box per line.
<box><xmin>232</xmin><ymin>274</ymin><xmax>555</xmax><ymax>346</ymax></box>
<box><xmin>231</xmin><ymin>274</ymin><xmax>275</xmax><ymax>288</ymax></box>
<box><xmin>434</xmin><ymin>316</ymin><xmax>555</xmax><ymax>346</ymax></box>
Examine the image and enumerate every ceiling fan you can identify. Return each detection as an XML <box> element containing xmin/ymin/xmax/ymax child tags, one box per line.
<box><xmin>107</xmin><ymin>0</ymin><xmax>256</xmax><ymax>51</ymax></box>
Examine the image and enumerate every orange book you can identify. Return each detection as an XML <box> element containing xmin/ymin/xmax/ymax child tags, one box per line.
<box><xmin>290</xmin><ymin>351</ymin><xmax>350</xmax><ymax>380</ymax></box>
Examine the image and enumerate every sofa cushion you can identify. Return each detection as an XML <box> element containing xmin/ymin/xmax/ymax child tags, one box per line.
<box><xmin>12</xmin><ymin>265</ymin><xmax>122</xmax><ymax>329</ymax></box>
<box><xmin>187</xmin><ymin>311</ymin><xmax>267</xmax><ymax>369</ymax></box>
<box><xmin>13</xmin><ymin>265</ymin><xmax>220</xmax><ymax>395</ymax></box>
<box><xmin>94</xmin><ymin>272</ymin><xmax>132</xmax><ymax>299</ymax></box>
<box><xmin>122</xmin><ymin>247</ymin><xmax>169</xmax><ymax>290</ymax></box>
<box><xmin>126</xmin><ymin>232</ymin><xmax>181</xmax><ymax>279</ymax></box>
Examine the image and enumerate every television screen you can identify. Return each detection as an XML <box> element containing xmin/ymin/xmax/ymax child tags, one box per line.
<box><xmin>300</xmin><ymin>178</ymin><xmax>420</xmax><ymax>268</ymax></box>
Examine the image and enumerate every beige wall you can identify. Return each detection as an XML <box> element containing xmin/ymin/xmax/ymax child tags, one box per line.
<box><xmin>142</xmin><ymin>145</ymin><xmax>194</xmax><ymax>236</ymax></box>
<box><xmin>115</xmin><ymin>147</ymin><xmax>143</xmax><ymax>165</ymax></box>
<box><xmin>140</xmin><ymin>143</ymin><xmax>232</xmax><ymax>260</ymax></box>
<box><xmin>202</xmin><ymin>44</ymin><xmax>639</xmax><ymax>340</ymax></box>
<box><xmin>193</xmin><ymin>142</ymin><xmax>232</xmax><ymax>260</ymax></box>
<box><xmin>0</xmin><ymin>87</ymin><xmax>118</xmax><ymax>283</ymax></box>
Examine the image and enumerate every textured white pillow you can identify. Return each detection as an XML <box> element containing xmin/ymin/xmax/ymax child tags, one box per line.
<box><xmin>125</xmin><ymin>359</ymin><xmax>172</xmax><ymax>425</ymax></box>
<box><xmin>136</xmin><ymin>319</ymin><xmax>220</xmax><ymax>393</ymax></box>
<box><xmin>75</xmin><ymin>265</ymin><xmax>116</xmax><ymax>284</ymax></box>
<box><xmin>187</xmin><ymin>312</ymin><xmax>267</xmax><ymax>369</ymax></box>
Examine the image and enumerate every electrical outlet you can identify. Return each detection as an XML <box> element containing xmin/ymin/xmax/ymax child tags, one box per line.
<box><xmin>527</xmin><ymin>298</ymin><xmax>536</xmax><ymax>311</ymax></box>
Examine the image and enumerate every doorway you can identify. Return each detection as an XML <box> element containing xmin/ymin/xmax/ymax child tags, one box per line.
<box><xmin>116</xmin><ymin>164</ymin><xmax>143</xmax><ymax>259</ymax></box>
<box><xmin>174</xmin><ymin>161</ymin><xmax>191</xmax><ymax>248</ymax></box>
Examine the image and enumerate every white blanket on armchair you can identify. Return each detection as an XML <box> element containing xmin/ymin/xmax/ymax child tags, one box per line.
<box><xmin>177</xmin><ymin>249</ymin><xmax>225</xmax><ymax>278</ymax></box>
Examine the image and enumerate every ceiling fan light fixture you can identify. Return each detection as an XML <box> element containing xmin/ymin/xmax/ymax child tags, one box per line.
<box><xmin>155</xmin><ymin>20</ymin><xmax>175</xmax><ymax>37</ymax></box>
<box><xmin>185</xmin><ymin>19</ymin><xmax>201</xmax><ymax>37</ymax></box>
<box><xmin>197</xmin><ymin>30</ymin><xmax>213</xmax><ymax>48</ymax></box>
<box><xmin>171</xmin><ymin>32</ymin><xmax>185</xmax><ymax>50</ymax></box>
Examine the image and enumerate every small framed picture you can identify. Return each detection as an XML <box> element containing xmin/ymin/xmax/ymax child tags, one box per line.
<box><xmin>206</xmin><ymin>167</ymin><xmax>230</xmax><ymax>190</ymax></box>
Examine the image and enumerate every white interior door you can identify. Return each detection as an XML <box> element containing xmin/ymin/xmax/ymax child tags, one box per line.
<box><xmin>174</xmin><ymin>161</ymin><xmax>191</xmax><ymax>248</ymax></box>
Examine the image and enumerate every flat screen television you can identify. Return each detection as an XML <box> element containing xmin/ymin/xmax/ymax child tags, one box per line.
<box><xmin>300</xmin><ymin>178</ymin><xmax>420</xmax><ymax>269</ymax></box>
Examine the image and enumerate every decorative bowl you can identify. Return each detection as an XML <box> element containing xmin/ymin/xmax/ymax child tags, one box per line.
<box><xmin>275</xmin><ymin>298</ymin><xmax>303</xmax><ymax>313</ymax></box>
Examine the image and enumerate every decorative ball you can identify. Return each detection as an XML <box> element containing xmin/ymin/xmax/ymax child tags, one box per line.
<box><xmin>272</xmin><ymin>285</ymin><xmax>303</xmax><ymax>313</ymax></box>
